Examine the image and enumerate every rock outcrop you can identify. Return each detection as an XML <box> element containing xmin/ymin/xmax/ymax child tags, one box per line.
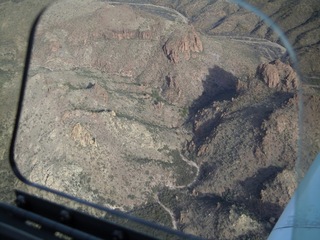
<box><xmin>260</xmin><ymin>169</ymin><xmax>297</xmax><ymax>218</ymax></box>
<box><xmin>163</xmin><ymin>26</ymin><xmax>203</xmax><ymax>63</ymax></box>
<box><xmin>71</xmin><ymin>123</ymin><xmax>97</xmax><ymax>147</ymax></box>
<box><xmin>257</xmin><ymin>59</ymin><xmax>298</xmax><ymax>91</ymax></box>
<box><xmin>161</xmin><ymin>75</ymin><xmax>181</xmax><ymax>103</ymax></box>
<box><xmin>112</xmin><ymin>29</ymin><xmax>155</xmax><ymax>40</ymax></box>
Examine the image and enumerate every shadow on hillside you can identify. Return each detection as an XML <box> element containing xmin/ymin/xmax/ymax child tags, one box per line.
<box><xmin>240</xmin><ymin>166</ymin><xmax>283</xmax><ymax>198</ymax></box>
<box><xmin>189</xmin><ymin>66</ymin><xmax>238</xmax><ymax>116</ymax></box>
<box><xmin>186</xmin><ymin>66</ymin><xmax>238</xmax><ymax>148</ymax></box>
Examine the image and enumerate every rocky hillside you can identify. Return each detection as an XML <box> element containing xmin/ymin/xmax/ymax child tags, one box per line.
<box><xmin>111</xmin><ymin>0</ymin><xmax>320</xmax><ymax>81</ymax></box>
<box><xmin>0</xmin><ymin>0</ymin><xmax>319</xmax><ymax>240</ymax></box>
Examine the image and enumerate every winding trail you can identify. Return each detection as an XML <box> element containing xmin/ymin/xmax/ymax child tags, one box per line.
<box><xmin>109</xmin><ymin>1</ymin><xmax>188</xmax><ymax>24</ymax></box>
<box><xmin>156</xmin><ymin>151</ymin><xmax>200</xmax><ymax>230</ymax></box>
<box><xmin>165</xmin><ymin>152</ymin><xmax>200</xmax><ymax>190</ymax></box>
<box><xmin>154</xmin><ymin>194</ymin><xmax>178</xmax><ymax>230</ymax></box>
<box><xmin>108</xmin><ymin>1</ymin><xmax>288</xmax><ymax>62</ymax></box>
<box><xmin>230</xmin><ymin>36</ymin><xmax>287</xmax><ymax>53</ymax></box>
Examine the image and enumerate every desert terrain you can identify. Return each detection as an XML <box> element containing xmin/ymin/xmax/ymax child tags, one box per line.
<box><xmin>1</xmin><ymin>0</ymin><xmax>320</xmax><ymax>239</ymax></box>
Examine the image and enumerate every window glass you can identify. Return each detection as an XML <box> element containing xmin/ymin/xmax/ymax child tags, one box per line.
<box><xmin>12</xmin><ymin>0</ymin><xmax>319</xmax><ymax>239</ymax></box>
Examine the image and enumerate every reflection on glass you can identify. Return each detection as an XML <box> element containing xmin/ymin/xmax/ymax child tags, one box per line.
<box><xmin>13</xmin><ymin>0</ymin><xmax>319</xmax><ymax>239</ymax></box>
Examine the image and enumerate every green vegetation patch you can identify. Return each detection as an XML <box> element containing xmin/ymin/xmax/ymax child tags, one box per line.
<box><xmin>151</xmin><ymin>89</ymin><xmax>165</xmax><ymax>103</ymax></box>
<box><xmin>128</xmin><ymin>202</ymin><xmax>172</xmax><ymax>227</ymax></box>
<box><xmin>179</xmin><ymin>107</ymin><xmax>189</xmax><ymax>118</ymax></box>
<box><xmin>103</xmin><ymin>201</ymin><xmax>176</xmax><ymax>239</ymax></box>
<box><xmin>166</xmin><ymin>149</ymin><xmax>197</xmax><ymax>187</ymax></box>
<box><xmin>0</xmin><ymin>69</ymin><xmax>14</xmax><ymax>88</ymax></box>
<box><xmin>127</xmin><ymin>148</ymin><xmax>197</xmax><ymax>187</ymax></box>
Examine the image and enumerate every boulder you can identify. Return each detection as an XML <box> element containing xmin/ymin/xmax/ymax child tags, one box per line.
<box><xmin>257</xmin><ymin>59</ymin><xmax>298</xmax><ymax>91</ymax></box>
<box><xmin>163</xmin><ymin>26</ymin><xmax>203</xmax><ymax>63</ymax></box>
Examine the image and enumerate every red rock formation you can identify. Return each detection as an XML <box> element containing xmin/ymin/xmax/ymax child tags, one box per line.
<box><xmin>258</xmin><ymin>62</ymin><xmax>280</xmax><ymax>88</ymax></box>
<box><xmin>257</xmin><ymin>59</ymin><xmax>298</xmax><ymax>91</ymax></box>
<box><xmin>112</xmin><ymin>30</ymin><xmax>136</xmax><ymax>40</ymax></box>
<box><xmin>163</xmin><ymin>26</ymin><xmax>203</xmax><ymax>63</ymax></box>
<box><xmin>111</xmin><ymin>29</ymin><xmax>155</xmax><ymax>40</ymax></box>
